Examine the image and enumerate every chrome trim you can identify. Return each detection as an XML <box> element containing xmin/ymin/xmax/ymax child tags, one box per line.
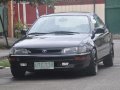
<box><xmin>10</xmin><ymin>52</ymin><xmax>90</xmax><ymax>57</ymax></box>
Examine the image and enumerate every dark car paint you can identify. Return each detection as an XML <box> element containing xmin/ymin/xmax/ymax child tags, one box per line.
<box><xmin>9</xmin><ymin>12</ymin><xmax>113</xmax><ymax>71</ymax></box>
<box><xmin>13</xmin><ymin>34</ymin><xmax>91</xmax><ymax>49</ymax></box>
<box><xmin>9</xmin><ymin>54</ymin><xmax>91</xmax><ymax>72</ymax></box>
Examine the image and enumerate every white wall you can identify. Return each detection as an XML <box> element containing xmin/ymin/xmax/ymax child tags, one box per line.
<box><xmin>55</xmin><ymin>4</ymin><xmax>105</xmax><ymax>22</ymax></box>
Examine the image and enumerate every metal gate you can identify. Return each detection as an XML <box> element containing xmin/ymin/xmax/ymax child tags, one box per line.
<box><xmin>105</xmin><ymin>0</ymin><xmax>120</xmax><ymax>34</ymax></box>
<box><xmin>0</xmin><ymin>7</ymin><xmax>3</xmax><ymax>35</ymax></box>
<box><xmin>0</xmin><ymin>6</ymin><xmax>8</xmax><ymax>36</ymax></box>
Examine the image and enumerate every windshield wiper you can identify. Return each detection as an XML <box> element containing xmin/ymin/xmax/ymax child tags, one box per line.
<box><xmin>48</xmin><ymin>31</ymin><xmax>80</xmax><ymax>34</ymax></box>
<box><xmin>28</xmin><ymin>31</ymin><xmax>80</xmax><ymax>35</ymax></box>
<box><xmin>28</xmin><ymin>32</ymin><xmax>48</xmax><ymax>35</ymax></box>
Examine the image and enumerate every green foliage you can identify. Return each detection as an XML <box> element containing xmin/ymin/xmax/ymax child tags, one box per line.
<box><xmin>0</xmin><ymin>59</ymin><xmax>10</xmax><ymax>67</ymax></box>
<box><xmin>14</xmin><ymin>20</ymin><xmax>24</xmax><ymax>38</ymax></box>
<box><xmin>29</xmin><ymin>0</ymin><xmax>61</xmax><ymax>8</ymax></box>
<box><xmin>0</xmin><ymin>0</ymin><xmax>62</xmax><ymax>8</ymax></box>
<box><xmin>45</xmin><ymin>0</ymin><xmax>59</xmax><ymax>5</ymax></box>
<box><xmin>15</xmin><ymin>20</ymin><xmax>24</xmax><ymax>30</ymax></box>
<box><xmin>44</xmin><ymin>0</ymin><xmax>60</xmax><ymax>8</ymax></box>
<box><xmin>0</xmin><ymin>0</ymin><xmax>9</xmax><ymax>4</ymax></box>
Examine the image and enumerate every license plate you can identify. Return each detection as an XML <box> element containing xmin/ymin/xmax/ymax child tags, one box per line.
<box><xmin>34</xmin><ymin>62</ymin><xmax>54</xmax><ymax>70</ymax></box>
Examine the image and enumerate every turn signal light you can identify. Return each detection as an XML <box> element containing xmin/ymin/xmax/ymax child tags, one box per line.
<box><xmin>74</xmin><ymin>55</ymin><xmax>90</xmax><ymax>61</ymax></box>
<box><xmin>9</xmin><ymin>57</ymin><xmax>16</xmax><ymax>61</ymax></box>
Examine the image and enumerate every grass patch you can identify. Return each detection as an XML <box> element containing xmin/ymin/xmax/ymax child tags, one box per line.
<box><xmin>0</xmin><ymin>58</ymin><xmax>10</xmax><ymax>67</ymax></box>
<box><xmin>0</xmin><ymin>44</ymin><xmax>7</xmax><ymax>49</ymax></box>
<box><xmin>0</xmin><ymin>44</ymin><xmax>4</xmax><ymax>49</ymax></box>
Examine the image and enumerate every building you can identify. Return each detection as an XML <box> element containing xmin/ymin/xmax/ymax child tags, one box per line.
<box><xmin>55</xmin><ymin>0</ymin><xmax>105</xmax><ymax>21</ymax></box>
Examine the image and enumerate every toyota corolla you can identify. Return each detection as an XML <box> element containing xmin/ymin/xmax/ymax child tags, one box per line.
<box><xmin>9</xmin><ymin>12</ymin><xmax>114</xmax><ymax>78</ymax></box>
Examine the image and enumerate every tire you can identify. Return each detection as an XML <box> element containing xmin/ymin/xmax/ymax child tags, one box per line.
<box><xmin>87</xmin><ymin>59</ymin><xmax>98</xmax><ymax>75</ymax></box>
<box><xmin>10</xmin><ymin>65</ymin><xmax>26</xmax><ymax>78</ymax></box>
<box><xmin>103</xmin><ymin>46</ymin><xmax>114</xmax><ymax>67</ymax></box>
<box><xmin>86</xmin><ymin>49</ymin><xmax>98</xmax><ymax>75</ymax></box>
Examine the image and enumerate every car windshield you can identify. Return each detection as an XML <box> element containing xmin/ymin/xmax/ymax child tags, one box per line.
<box><xmin>28</xmin><ymin>16</ymin><xmax>90</xmax><ymax>34</ymax></box>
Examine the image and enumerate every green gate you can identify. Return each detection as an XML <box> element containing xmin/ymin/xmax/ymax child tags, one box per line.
<box><xmin>105</xmin><ymin>0</ymin><xmax>120</xmax><ymax>34</ymax></box>
<box><xmin>0</xmin><ymin>7</ymin><xmax>3</xmax><ymax>35</ymax></box>
<box><xmin>0</xmin><ymin>6</ymin><xmax>8</xmax><ymax>36</ymax></box>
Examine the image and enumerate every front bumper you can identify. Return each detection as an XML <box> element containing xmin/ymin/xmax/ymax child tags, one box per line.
<box><xmin>9</xmin><ymin>54</ymin><xmax>91</xmax><ymax>71</ymax></box>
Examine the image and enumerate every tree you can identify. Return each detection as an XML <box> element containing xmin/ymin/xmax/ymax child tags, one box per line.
<box><xmin>44</xmin><ymin>0</ymin><xmax>59</xmax><ymax>14</ymax></box>
<box><xmin>0</xmin><ymin>0</ymin><xmax>8</xmax><ymax>4</ymax></box>
<box><xmin>29</xmin><ymin>0</ymin><xmax>61</xmax><ymax>15</ymax></box>
<box><xmin>28</xmin><ymin>0</ymin><xmax>44</xmax><ymax>18</ymax></box>
<box><xmin>1</xmin><ymin>0</ymin><xmax>61</xmax><ymax>15</ymax></box>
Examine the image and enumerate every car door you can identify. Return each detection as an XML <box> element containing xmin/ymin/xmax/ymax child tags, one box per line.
<box><xmin>93</xmin><ymin>15</ymin><xmax>111</xmax><ymax>59</ymax></box>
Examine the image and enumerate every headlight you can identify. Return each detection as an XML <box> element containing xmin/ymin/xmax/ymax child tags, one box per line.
<box><xmin>61</xmin><ymin>47</ymin><xmax>78</xmax><ymax>54</ymax></box>
<box><xmin>78</xmin><ymin>44</ymin><xmax>88</xmax><ymax>53</ymax></box>
<box><xmin>10</xmin><ymin>48</ymin><xmax>29</xmax><ymax>55</ymax></box>
<box><xmin>61</xmin><ymin>45</ymin><xmax>90</xmax><ymax>54</ymax></box>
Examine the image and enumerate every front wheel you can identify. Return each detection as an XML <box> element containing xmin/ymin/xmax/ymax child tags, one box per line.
<box><xmin>10</xmin><ymin>65</ymin><xmax>26</xmax><ymax>78</ymax></box>
<box><xmin>103</xmin><ymin>46</ymin><xmax>114</xmax><ymax>67</ymax></box>
<box><xmin>86</xmin><ymin>59</ymin><xmax>98</xmax><ymax>75</ymax></box>
<box><xmin>86</xmin><ymin>49</ymin><xmax>98</xmax><ymax>75</ymax></box>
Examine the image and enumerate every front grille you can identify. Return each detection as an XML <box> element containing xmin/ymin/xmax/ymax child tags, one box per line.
<box><xmin>18</xmin><ymin>56</ymin><xmax>74</xmax><ymax>62</ymax></box>
<box><xmin>27</xmin><ymin>49</ymin><xmax>62</xmax><ymax>55</ymax></box>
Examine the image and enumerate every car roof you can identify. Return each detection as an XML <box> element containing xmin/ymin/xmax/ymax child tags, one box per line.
<box><xmin>41</xmin><ymin>12</ymin><xmax>94</xmax><ymax>17</ymax></box>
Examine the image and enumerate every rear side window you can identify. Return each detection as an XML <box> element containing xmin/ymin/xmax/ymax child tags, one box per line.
<box><xmin>91</xmin><ymin>15</ymin><xmax>105</xmax><ymax>29</ymax></box>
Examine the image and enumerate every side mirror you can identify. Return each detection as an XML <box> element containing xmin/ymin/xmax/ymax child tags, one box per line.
<box><xmin>95</xmin><ymin>28</ymin><xmax>105</xmax><ymax>34</ymax></box>
<box><xmin>91</xmin><ymin>28</ymin><xmax>105</xmax><ymax>39</ymax></box>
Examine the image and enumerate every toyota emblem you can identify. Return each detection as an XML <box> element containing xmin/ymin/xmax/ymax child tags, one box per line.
<box><xmin>42</xmin><ymin>50</ymin><xmax>47</xmax><ymax>53</ymax></box>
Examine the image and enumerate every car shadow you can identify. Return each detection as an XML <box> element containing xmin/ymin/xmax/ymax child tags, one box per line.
<box><xmin>12</xmin><ymin>70</ymin><xmax>87</xmax><ymax>81</ymax></box>
<box><xmin>12</xmin><ymin>63</ymin><xmax>110</xmax><ymax>81</ymax></box>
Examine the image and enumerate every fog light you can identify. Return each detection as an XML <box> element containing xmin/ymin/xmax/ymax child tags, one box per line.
<box><xmin>62</xmin><ymin>62</ymin><xmax>69</xmax><ymax>66</ymax></box>
<box><xmin>20</xmin><ymin>63</ymin><xmax>27</xmax><ymax>66</ymax></box>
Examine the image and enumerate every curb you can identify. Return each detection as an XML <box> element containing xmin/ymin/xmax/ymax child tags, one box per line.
<box><xmin>0</xmin><ymin>66</ymin><xmax>4</xmax><ymax>69</ymax></box>
<box><xmin>5</xmin><ymin>67</ymin><xmax>10</xmax><ymax>69</ymax></box>
<box><xmin>0</xmin><ymin>66</ymin><xmax>10</xmax><ymax>69</ymax></box>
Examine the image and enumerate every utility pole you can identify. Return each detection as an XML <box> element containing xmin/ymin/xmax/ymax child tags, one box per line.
<box><xmin>36</xmin><ymin>4</ymin><xmax>39</xmax><ymax>19</ymax></box>
<box><xmin>93</xmin><ymin>0</ymin><xmax>96</xmax><ymax>13</ymax></box>
<box><xmin>8</xmin><ymin>0</ymin><xmax>14</xmax><ymax>37</ymax></box>
<box><xmin>44</xmin><ymin>0</ymin><xmax>48</xmax><ymax>15</ymax></box>
<box><xmin>46</xmin><ymin>5</ymin><xmax>48</xmax><ymax>15</ymax></box>
<box><xmin>18</xmin><ymin>2</ymin><xmax>20</xmax><ymax>21</ymax></box>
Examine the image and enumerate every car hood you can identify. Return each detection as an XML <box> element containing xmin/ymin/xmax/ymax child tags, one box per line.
<box><xmin>14</xmin><ymin>34</ymin><xmax>91</xmax><ymax>48</ymax></box>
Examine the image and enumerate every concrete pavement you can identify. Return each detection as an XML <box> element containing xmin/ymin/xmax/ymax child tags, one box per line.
<box><xmin>0</xmin><ymin>37</ymin><xmax>18</xmax><ymax>47</ymax></box>
<box><xmin>0</xmin><ymin>49</ymin><xmax>9</xmax><ymax>59</ymax></box>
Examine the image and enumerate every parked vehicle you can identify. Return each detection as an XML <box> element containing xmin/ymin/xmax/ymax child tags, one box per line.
<box><xmin>9</xmin><ymin>12</ymin><xmax>114</xmax><ymax>78</ymax></box>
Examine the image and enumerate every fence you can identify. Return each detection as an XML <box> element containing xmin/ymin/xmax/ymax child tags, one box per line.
<box><xmin>0</xmin><ymin>6</ymin><xmax>8</xmax><ymax>36</ymax></box>
<box><xmin>105</xmin><ymin>0</ymin><xmax>120</xmax><ymax>34</ymax></box>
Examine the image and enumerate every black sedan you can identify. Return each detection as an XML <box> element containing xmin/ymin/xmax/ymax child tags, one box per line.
<box><xmin>9</xmin><ymin>12</ymin><xmax>114</xmax><ymax>78</ymax></box>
